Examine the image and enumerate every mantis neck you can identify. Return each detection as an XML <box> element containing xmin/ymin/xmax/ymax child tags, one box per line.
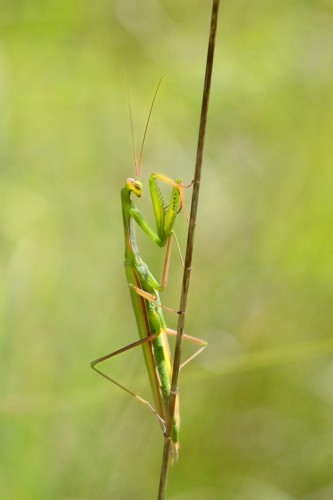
<box><xmin>121</xmin><ymin>187</ymin><xmax>139</xmax><ymax>259</ymax></box>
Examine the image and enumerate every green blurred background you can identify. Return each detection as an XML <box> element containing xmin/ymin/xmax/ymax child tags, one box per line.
<box><xmin>1</xmin><ymin>1</ymin><xmax>333</xmax><ymax>498</ymax></box>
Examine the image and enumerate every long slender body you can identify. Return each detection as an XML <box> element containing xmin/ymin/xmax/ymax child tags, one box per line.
<box><xmin>91</xmin><ymin>82</ymin><xmax>207</xmax><ymax>458</ymax></box>
<box><xmin>90</xmin><ymin>172</ymin><xmax>206</xmax><ymax>457</ymax></box>
<box><xmin>121</xmin><ymin>175</ymin><xmax>182</xmax><ymax>453</ymax></box>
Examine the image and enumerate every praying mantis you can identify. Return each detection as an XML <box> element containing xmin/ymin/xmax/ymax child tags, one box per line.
<box><xmin>91</xmin><ymin>80</ymin><xmax>207</xmax><ymax>459</ymax></box>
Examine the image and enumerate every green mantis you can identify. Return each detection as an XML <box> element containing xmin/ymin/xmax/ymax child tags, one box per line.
<box><xmin>91</xmin><ymin>81</ymin><xmax>206</xmax><ymax>458</ymax></box>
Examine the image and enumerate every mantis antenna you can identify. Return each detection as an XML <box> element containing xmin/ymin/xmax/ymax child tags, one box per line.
<box><xmin>126</xmin><ymin>76</ymin><xmax>163</xmax><ymax>178</ymax></box>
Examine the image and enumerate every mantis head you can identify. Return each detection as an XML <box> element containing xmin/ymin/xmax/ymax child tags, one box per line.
<box><xmin>126</xmin><ymin>177</ymin><xmax>143</xmax><ymax>197</ymax></box>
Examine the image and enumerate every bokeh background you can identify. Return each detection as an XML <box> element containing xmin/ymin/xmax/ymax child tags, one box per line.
<box><xmin>1</xmin><ymin>1</ymin><xmax>333</xmax><ymax>498</ymax></box>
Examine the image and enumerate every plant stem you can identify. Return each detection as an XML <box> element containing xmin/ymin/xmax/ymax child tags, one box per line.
<box><xmin>157</xmin><ymin>1</ymin><xmax>221</xmax><ymax>498</ymax></box>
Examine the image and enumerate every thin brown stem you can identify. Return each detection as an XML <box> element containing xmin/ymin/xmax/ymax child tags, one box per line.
<box><xmin>157</xmin><ymin>1</ymin><xmax>221</xmax><ymax>498</ymax></box>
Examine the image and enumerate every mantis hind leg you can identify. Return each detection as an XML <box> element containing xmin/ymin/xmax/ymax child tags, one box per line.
<box><xmin>90</xmin><ymin>334</ymin><xmax>166</xmax><ymax>433</ymax></box>
<box><xmin>165</xmin><ymin>328</ymin><xmax>207</xmax><ymax>369</ymax></box>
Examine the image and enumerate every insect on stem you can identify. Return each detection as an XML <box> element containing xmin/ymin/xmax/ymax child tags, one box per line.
<box><xmin>92</xmin><ymin>72</ymin><xmax>207</xmax><ymax>477</ymax></box>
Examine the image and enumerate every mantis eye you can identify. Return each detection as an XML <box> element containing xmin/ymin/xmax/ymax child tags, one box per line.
<box><xmin>126</xmin><ymin>178</ymin><xmax>142</xmax><ymax>197</ymax></box>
